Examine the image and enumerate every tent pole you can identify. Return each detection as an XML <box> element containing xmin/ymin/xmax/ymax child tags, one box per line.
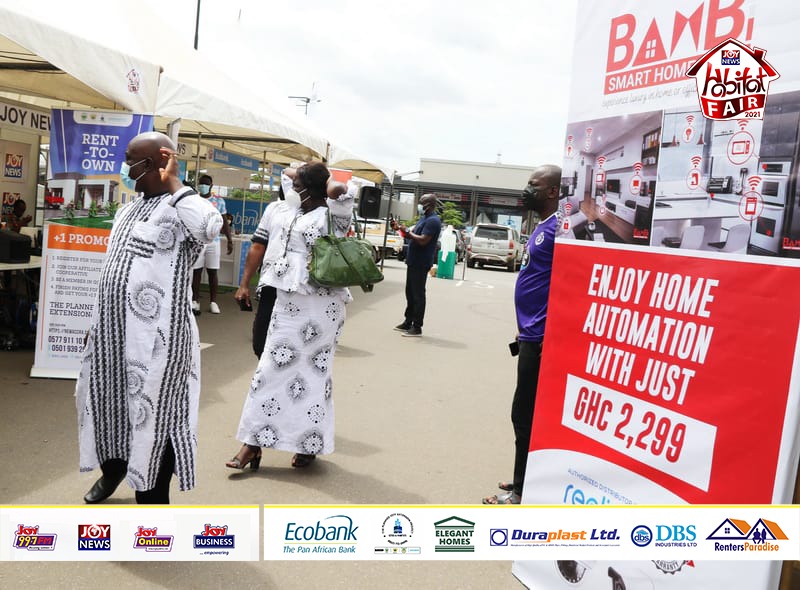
<box><xmin>259</xmin><ymin>150</ymin><xmax>267</xmax><ymax>227</ymax></box>
<box><xmin>194</xmin><ymin>133</ymin><xmax>202</xmax><ymax>187</ymax></box>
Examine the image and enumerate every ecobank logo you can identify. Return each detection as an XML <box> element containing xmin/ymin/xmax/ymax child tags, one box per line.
<box><xmin>707</xmin><ymin>518</ymin><xmax>788</xmax><ymax>553</ymax></box>
<box><xmin>687</xmin><ymin>38</ymin><xmax>779</xmax><ymax>120</ymax></box>
<box><xmin>434</xmin><ymin>516</ymin><xmax>475</xmax><ymax>553</ymax></box>
<box><xmin>283</xmin><ymin>514</ymin><xmax>358</xmax><ymax>555</ymax></box>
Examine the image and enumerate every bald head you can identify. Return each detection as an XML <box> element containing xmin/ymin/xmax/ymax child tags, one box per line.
<box><xmin>124</xmin><ymin>131</ymin><xmax>177</xmax><ymax>196</ymax></box>
<box><xmin>419</xmin><ymin>193</ymin><xmax>439</xmax><ymax>214</ymax></box>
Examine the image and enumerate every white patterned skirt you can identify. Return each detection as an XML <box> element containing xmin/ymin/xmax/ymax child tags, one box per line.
<box><xmin>235</xmin><ymin>288</ymin><xmax>347</xmax><ymax>455</ymax></box>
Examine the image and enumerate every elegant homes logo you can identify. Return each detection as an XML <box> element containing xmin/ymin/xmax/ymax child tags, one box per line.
<box><xmin>687</xmin><ymin>38</ymin><xmax>779</xmax><ymax>120</ymax></box>
<box><xmin>434</xmin><ymin>516</ymin><xmax>475</xmax><ymax>553</ymax></box>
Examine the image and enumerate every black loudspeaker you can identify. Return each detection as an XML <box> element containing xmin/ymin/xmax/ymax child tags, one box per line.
<box><xmin>0</xmin><ymin>229</ymin><xmax>31</xmax><ymax>263</ymax></box>
<box><xmin>358</xmin><ymin>186</ymin><xmax>382</xmax><ymax>219</ymax></box>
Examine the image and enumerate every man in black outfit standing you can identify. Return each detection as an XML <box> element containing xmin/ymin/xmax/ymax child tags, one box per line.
<box><xmin>391</xmin><ymin>194</ymin><xmax>442</xmax><ymax>337</ymax></box>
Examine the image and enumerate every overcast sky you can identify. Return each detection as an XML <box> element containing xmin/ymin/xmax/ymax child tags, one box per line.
<box><xmin>143</xmin><ymin>0</ymin><xmax>579</xmax><ymax>176</ymax></box>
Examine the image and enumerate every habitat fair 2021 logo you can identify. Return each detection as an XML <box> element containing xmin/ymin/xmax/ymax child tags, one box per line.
<box><xmin>687</xmin><ymin>38</ymin><xmax>780</xmax><ymax>120</ymax></box>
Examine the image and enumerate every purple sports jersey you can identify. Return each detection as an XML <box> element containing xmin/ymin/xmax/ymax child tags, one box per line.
<box><xmin>514</xmin><ymin>213</ymin><xmax>557</xmax><ymax>342</ymax></box>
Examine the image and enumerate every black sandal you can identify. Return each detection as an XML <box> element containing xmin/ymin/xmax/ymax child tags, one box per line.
<box><xmin>226</xmin><ymin>444</ymin><xmax>262</xmax><ymax>470</ymax></box>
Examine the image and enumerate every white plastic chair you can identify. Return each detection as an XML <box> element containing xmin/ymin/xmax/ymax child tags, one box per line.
<box><xmin>679</xmin><ymin>225</ymin><xmax>705</xmax><ymax>250</ymax></box>
<box><xmin>709</xmin><ymin>223</ymin><xmax>750</xmax><ymax>254</ymax></box>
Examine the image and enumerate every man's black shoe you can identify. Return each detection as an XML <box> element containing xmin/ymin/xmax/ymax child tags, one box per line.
<box><xmin>401</xmin><ymin>326</ymin><xmax>422</xmax><ymax>337</ymax></box>
<box><xmin>83</xmin><ymin>473</ymin><xmax>125</xmax><ymax>504</ymax></box>
<box><xmin>394</xmin><ymin>322</ymin><xmax>411</xmax><ymax>332</ymax></box>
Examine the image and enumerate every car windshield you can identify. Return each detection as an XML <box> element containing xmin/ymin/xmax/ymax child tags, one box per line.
<box><xmin>474</xmin><ymin>227</ymin><xmax>509</xmax><ymax>240</ymax></box>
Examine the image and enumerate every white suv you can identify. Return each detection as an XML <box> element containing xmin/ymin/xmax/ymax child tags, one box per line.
<box><xmin>467</xmin><ymin>223</ymin><xmax>523</xmax><ymax>272</ymax></box>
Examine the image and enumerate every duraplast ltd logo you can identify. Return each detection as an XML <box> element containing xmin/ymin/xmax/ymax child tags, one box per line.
<box><xmin>490</xmin><ymin>528</ymin><xmax>509</xmax><ymax>546</ymax></box>
<box><xmin>193</xmin><ymin>524</ymin><xmax>235</xmax><ymax>550</ymax></box>
<box><xmin>13</xmin><ymin>524</ymin><xmax>57</xmax><ymax>551</ymax></box>
<box><xmin>707</xmin><ymin>517</ymin><xmax>787</xmax><ymax>553</ymax></box>
<box><xmin>509</xmin><ymin>527</ymin><xmax>620</xmax><ymax>547</ymax></box>
<box><xmin>434</xmin><ymin>516</ymin><xmax>475</xmax><ymax>553</ymax></box>
<box><xmin>78</xmin><ymin>524</ymin><xmax>111</xmax><ymax>551</ymax></box>
<box><xmin>133</xmin><ymin>526</ymin><xmax>173</xmax><ymax>552</ymax></box>
<box><xmin>631</xmin><ymin>524</ymin><xmax>697</xmax><ymax>548</ymax></box>
<box><xmin>284</xmin><ymin>514</ymin><xmax>358</xmax><ymax>555</ymax></box>
<box><xmin>687</xmin><ymin>38</ymin><xmax>779</xmax><ymax>120</ymax></box>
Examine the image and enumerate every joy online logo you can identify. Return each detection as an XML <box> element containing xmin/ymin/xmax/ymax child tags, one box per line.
<box><xmin>78</xmin><ymin>524</ymin><xmax>111</xmax><ymax>551</ymax></box>
<box><xmin>707</xmin><ymin>518</ymin><xmax>788</xmax><ymax>552</ymax></box>
<box><xmin>133</xmin><ymin>526</ymin><xmax>174</xmax><ymax>552</ymax></box>
<box><xmin>14</xmin><ymin>524</ymin><xmax>57</xmax><ymax>551</ymax></box>
<box><xmin>687</xmin><ymin>38</ymin><xmax>780</xmax><ymax>120</ymax></box>
<box><xmin>193</xmin><ymin>524</ymin><xmax>235</xmax><ymax>549</ymax></box>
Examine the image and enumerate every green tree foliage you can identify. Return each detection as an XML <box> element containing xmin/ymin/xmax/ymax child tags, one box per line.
<box><xmin>440</xmin><ymin>201</ymin><xmax>465</xmax><ymax>228</ymax></box>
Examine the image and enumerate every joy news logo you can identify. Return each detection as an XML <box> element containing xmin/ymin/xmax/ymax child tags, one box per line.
<box><xmin>132</xmin><ymin>526</ymin><xmax>173</xmax><ymax>552</ymax></box>
<box><xmin>375</xmin><ymin>513</ymin><xmax>421</xmax><ymax>555</ymax></box>
<box><xmin>283</xmin><ymin>514</ymin><xmax>358</xmax><ymax>555</ymax></box>
<box><xmin>193</xmin><ymin>524</ymin><xmax>235</xmax><ymax>550</ymax></box>
<box><xmin>707</xmin><ymin>517</ymin><xmax>788</xmax><ymax>553</ymax></box>
<box><xmin>78</xmin><ymin>524</ymin><xmax>111</xmax><ymax>551</ymax></box>
<box><xmin>687</xmin><ymin>38</ymin><xmax>780</xmax><ymax>120</ymax></box>
<box><xmin>13</xmin><ymin>524</ymin><xmax>57</xmax><ymax>551</ymax></box>
<box><xmin>4</xmin><ymin>153</ymin><xmax>23</xmax><ymax>178</ymax></box>
<box><xmin>631</xmin><ymin>524</ymin><xmax>697</xmax><ymax>548</ymax></box>
<box><xmin>434</xmin><ymin>516</ymin><xmax>475</xmax><ymax>553</ymax></box>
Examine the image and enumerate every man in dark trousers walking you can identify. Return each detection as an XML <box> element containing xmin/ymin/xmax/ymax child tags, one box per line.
<box><xmin>483</xmin><ymin>164</ymin><xmax>561</xmax><ymax>504</ymax></box>
<box><xmin>391</xmin><ymin>193</ymin><xmax>442</xmax><ymax>337</ymax></box>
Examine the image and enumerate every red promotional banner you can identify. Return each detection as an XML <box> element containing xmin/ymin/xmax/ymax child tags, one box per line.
<box><xmin>529</xmin><ymin>241</ymin><xmax>800</xmax><ymax>504</ymax></box>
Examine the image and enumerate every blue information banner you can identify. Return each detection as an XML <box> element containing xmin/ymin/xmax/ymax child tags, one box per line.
<box><xmin>49</xmin><ymin>110</ymin><xmax>154</xmax><ymax>175</ymax></box>
<box><xmin>208</xmin><ymin>148</ymin><xmax>260</xmax><ymax>172</ymax></box>
<box><xmin>225</xmin><ymin>198</ymin><xmax>271</xmax><ymax>235</ymax></box>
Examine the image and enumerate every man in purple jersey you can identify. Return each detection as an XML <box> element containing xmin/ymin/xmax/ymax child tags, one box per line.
<box><xmin>483</xmin><ymin>164</ymin><xmax>562</xmax><ymax>504</ymax></box>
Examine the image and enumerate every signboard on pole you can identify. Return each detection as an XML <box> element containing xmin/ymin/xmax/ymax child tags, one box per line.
<box><xmin>31</xmin><ymin>220</ymin><xmax>112</xmax><ymax>379</ymax></box>
<box><xmin>516</xmin><ymin>1</ymin><xmax>800</xmax><ymax>588</ymax></box>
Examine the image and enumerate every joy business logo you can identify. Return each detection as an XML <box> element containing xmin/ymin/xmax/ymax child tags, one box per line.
<box><xmin>78</xmin><ymin>524</ymin><xmax>111</xmax><ymax>551</ymax></box>
<box><xmin>193</xmin><ymin>524</ymin><xmax>235</xmax><ymax>549</ymax></box>
<box><xmin>707</xmin><ymin>518</ymin><xmax>787</xmax><ymax>553</ymax></box>
<box><xmin>13</xmin><ymin>524</ymin><xmax>57</xmax><ymax>551</ymax></box>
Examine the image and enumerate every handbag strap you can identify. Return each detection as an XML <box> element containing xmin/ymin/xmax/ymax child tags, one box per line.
<box><xmin>282</xmin><ymin>212</ymin><xmax>301</xmax><ymax>258</ymax></box>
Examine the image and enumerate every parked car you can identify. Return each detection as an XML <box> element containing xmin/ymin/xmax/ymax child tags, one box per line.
<box><xmin>353</xmin><ymin>217</ymin><xmax>404</xmax><ymax>260</ymax></box>
<box><xmin>44</xmin><ymin>193</ymin><xmax>64</xmax><ymax>209</ymax></box>
<box><xmin>467</xmin><ymin>223</ymin><xmax>523</xmax><ymax>271</ymax></box>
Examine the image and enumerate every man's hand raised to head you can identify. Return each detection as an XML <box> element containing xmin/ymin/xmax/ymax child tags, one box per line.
<box><xmin>158</xmin><ymin>148</ymin><xmax>183</xmax><ymax>194</ymax></box>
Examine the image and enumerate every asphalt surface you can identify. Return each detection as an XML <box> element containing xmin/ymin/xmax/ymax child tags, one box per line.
<box><xmin>0</xmin><ymin>258</ymin><xmax>529</xmax><ymax>589</ymax></box>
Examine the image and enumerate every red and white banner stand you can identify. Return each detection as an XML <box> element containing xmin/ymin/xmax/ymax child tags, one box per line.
<box><xmin>514</xmin><ymin>240</ymin><xmax>800</xmax><ymax>588</ymax></box>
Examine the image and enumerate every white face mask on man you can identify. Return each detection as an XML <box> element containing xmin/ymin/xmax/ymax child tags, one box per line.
<box><xmin>417</xmin><ymin>203</ymin><xmax>425</xmax><ymax>215</ymax></box>
<box><xmin>284</xmin><ymin>188</ymin><xmax>302</xmax><ymax>208</ymax></box>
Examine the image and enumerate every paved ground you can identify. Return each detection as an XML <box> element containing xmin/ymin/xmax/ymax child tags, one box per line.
<box><xmin>0</xmin><ymin>258</ymin><xmax>530</xmax><ymax>589</ymax></box>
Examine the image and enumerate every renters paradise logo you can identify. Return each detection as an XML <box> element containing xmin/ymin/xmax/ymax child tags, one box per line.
<box><xmin>605</xmin><ymin>1</ymin><xmax>757</xmax><ymax>95</ymax></box>
<box><xmin>707</xmin><ymin>517</ymin><xmax>788</xmax><ymax>552</ymax></box>
<box><xmin>687</xmin><ymin>38</ymin><xmax>779</xmax><ymax>120</ymax></box>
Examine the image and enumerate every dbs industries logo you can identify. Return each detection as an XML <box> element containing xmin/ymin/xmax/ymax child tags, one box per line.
<box><xmin>687</xmin><ymin>38</ymin><xmax>779</xmax><ymax>120</ymax></box>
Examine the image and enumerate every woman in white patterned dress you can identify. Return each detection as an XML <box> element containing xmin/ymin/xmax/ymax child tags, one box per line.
<box><xmin>226</xmin><ymin>163</ymin><xmax>354</xmax><ymax>470</ymax></box>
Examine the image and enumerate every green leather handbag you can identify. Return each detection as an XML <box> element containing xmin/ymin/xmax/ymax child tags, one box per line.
<box><xmin>308</xmin><ymin>211</ymin><xmax>384</xmax><ymax>292</ymax></box>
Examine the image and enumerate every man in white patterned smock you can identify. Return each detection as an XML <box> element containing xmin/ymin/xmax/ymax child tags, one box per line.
<box><xmin>226</xmin><ymin>162</ymin><xmax>354</xmax><ymax>471</ymax></box>
<box><xmin>191</xmin><ymin>173</ymin><xmax>233</xmax><ymax>314</ymax></box>
<box><xmin>77</xmin><ymin>132</ymin><xmax>222</xmax><ymax>504</ymax></box>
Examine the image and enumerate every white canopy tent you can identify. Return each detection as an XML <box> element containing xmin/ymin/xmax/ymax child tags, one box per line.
<box><xmin>0</xmin><ymin>0</ymin><xmax>392</xmax><ymax>183</ymax></box>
